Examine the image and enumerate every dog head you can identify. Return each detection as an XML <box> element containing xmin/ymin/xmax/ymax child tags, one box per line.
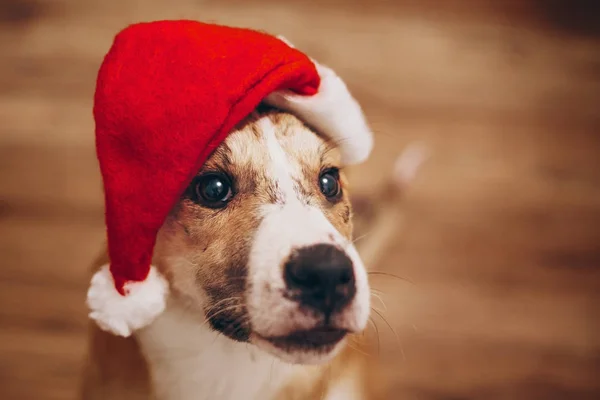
<box><xmin>154</xmin><ymin>108</ymin><xmax>370</xmax><ymax>364</ymax></box>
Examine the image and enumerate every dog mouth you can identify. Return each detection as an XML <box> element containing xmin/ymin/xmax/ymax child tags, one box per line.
<box><xmin>258</xmin><ymin>327</ymin><xmax>348</xmax><ymax>351</ymax></box>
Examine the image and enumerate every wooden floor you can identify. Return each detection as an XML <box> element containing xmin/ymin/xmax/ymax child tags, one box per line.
<box><xmin>1</xmin><ymin>1</ymin><xmax>598</xmax><ymax>399</ymax></box>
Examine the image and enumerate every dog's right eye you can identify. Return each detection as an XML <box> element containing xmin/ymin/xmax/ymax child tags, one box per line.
<box><xmin>192</xmin><ymin>173</ymin><xmax>234</xmax><ymax>209</ymax></box>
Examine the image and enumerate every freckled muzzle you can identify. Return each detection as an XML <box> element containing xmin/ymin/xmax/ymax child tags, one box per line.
<box><xmin>246</xmin><ymin>203</ymin><xmax>370</xmax><ymax>363</ymax></box>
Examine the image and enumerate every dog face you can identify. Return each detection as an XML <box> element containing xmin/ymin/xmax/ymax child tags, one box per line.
<box><xmin>155</xmin><ymin>109</ymin><xmax>370</xmax><ymax>364</ymax></box>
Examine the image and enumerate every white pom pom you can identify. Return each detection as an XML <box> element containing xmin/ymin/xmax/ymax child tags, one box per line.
<box><xmin>86</xmin><ymin>264</ymin><xmax>169</xmax><ymax>337</ymax></box>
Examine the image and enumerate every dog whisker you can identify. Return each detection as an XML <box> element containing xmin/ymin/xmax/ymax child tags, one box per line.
<box><xmin>204</xmin><ymin>296</ymin><xmax>243</xmax><ymax>313</ymax></box>
<box><xmin>347</xmin><ymin>332</ymin><xmax>375</xmax><ymax>359</ymax></box>
<box><xmin>368</xmin><ymin>317</ymin><xmax>381</xmax><ymax>357</ymax></box>
<box><xmin>371</xmin><ymin>308</ymin><xmax>405</xmax><ymax>362</ymax></box>
<box><xmin>204</xmin><ymin>298</ymin><xmax>241</xmax><ymax>319</ymax></box>
<box><xmin>351</xmin><ymin>232</ymin><xmax>371</xmax><ymax>244</ymax></box>
<box><xmin>203</xmin><ymin>304</ymin><xmax>245</xmax><ymax>323</ymax></box>
<box><xmin>345</xmin><ymin>340</ymin><xmax>371</xmax><ymax>358</ymax></box>
<box><xmin>370</xmin><ymin>292</ymin><xmax>387</xmax><ymax>311</ymax></box>
<box><xmin>367</xmin><ymin>271</ymin><xmax>414</xmax><ymax>284</ymax></box>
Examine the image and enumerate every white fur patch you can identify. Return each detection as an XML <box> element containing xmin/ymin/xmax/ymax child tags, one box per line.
<box><xmin>86</xmin><ymin>264</ymin><xmax>169</xmax><ymax>337</ymax></box>
<box><xmin>258</xmin><ymin>117</ymin><xmax>298</xmax><ymax>202</ymax></box>
<box><xmin>265</xmin><ymin>37</ymin><xmax>374</xmax><ymax>166</ymax></box>
<box><xmin>245</xmin><ymin>115</ymin><xmax>370</xmax><ymax>364</ymax></box>
<box><xmin>137</xmin><ymin>303</ymin><xmax>298</xmax><ymax>400</ymax></box>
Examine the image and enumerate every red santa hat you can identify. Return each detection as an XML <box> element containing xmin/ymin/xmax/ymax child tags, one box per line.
<box><xmin>86</xmin><ymin>20</ymin><xmax>373</xmax><ymax>337</ymax></box>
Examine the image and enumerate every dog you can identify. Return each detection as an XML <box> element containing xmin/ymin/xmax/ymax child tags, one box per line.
<box><xmin>80</xmin><ymin>106</ymin><xmax>426</xmax><ymax>400</ymax></box>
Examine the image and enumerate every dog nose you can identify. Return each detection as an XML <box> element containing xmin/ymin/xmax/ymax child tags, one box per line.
<box><xmin>284</xmin><ymin>244</ymin><xmax>356</xmax><ymax>316</ymax></box>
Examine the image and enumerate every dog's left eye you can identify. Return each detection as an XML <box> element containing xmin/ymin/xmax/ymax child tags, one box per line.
<box><xmin>319</xmin><ymin>169</ymin><xmax>341</xmax><ymax>200</ymax></box>
<box><xmin>193</xmin><ymin>173</ymin><xmax>234</xmax><ymax>208</ymax></box>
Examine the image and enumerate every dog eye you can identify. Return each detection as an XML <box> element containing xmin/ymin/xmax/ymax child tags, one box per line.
<box><xmin>193</xmin><ymin>173</ymin><xmax>234</xmax><ymax>208</ymax></box>
<box><xmin>319</xmin><ymin>169</ymin><xmax>341</xmax><ymax>200</ymax></box>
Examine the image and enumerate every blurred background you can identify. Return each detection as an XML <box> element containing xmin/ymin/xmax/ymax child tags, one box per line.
<box><xmin>1</xmin><ymin>0</ymin><xmax>598</xmax><ymax>399</ymax></box>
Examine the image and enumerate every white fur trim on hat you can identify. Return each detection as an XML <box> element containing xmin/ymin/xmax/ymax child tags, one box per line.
<box><xmin>265</xmin><ymin>37</ymin><xmax>374</xmax><ymax>165</ymax></box>
<box><xmin>86</xmin><ymin>264</ymin><xmax>169</xmax><ymax>337</ymax></box>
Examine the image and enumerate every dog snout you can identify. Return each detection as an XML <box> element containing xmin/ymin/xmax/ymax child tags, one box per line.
<box><xmin>284</xmin><ymin>244</ymin><xmax>356</xmax><ymax>317</ymax></box>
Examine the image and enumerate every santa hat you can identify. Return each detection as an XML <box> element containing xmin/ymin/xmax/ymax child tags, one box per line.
<box><xmin>86</xmin><ymin>20</ymin><xmax>373</xmax><ymax>337</ymax></box>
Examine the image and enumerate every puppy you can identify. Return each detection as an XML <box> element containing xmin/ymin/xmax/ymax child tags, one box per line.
<box><xmin>81</xmin><ymin>107</ymin><xmax>425</xmax><ymax>400</ymax></box>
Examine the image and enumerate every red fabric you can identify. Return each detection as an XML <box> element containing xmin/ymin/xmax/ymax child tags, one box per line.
<box><xmin>94</xmin><ymin>20</ymin><xmax>320</xmax><ymax>294</ymax></box>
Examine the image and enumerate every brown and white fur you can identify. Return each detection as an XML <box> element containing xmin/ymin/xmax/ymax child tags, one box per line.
<box><xmin>81</xmin><ymin>107</ymin><xmax>426</xmax><ymax>400</ymax></box>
